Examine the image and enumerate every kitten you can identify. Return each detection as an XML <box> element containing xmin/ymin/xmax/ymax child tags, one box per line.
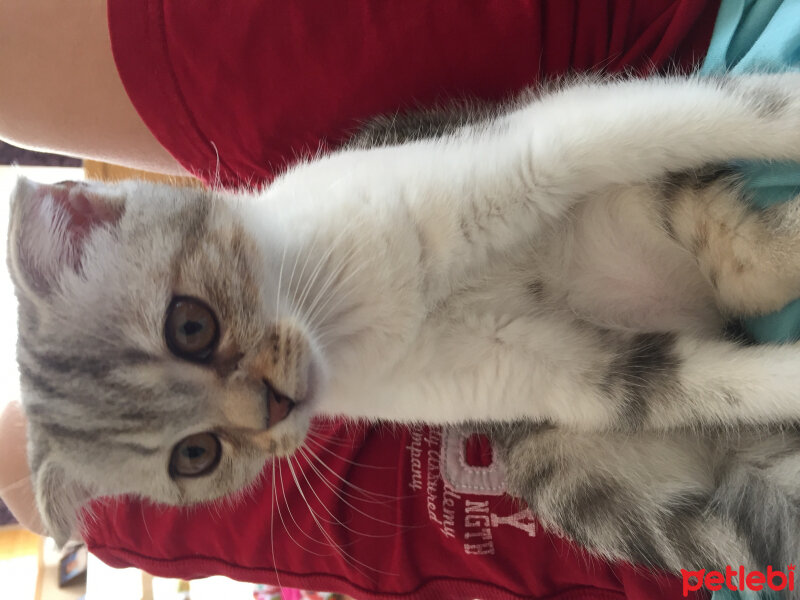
<box><xmin>10</xmin><ymin>74</ymin><xmax>800</xmax><ymax>588</ymax></box>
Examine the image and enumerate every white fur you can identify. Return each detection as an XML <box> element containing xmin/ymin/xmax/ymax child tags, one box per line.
<box><xmin>234</xmin><ymin>73</ymin><xmax>800</xmax><ymax>432</ymax></box>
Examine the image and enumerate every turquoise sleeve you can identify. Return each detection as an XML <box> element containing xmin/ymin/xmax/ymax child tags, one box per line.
<box><xmin>700</xmin><ymin>0</ymin><xmax>800</xmax><ymax>345</ymax></box>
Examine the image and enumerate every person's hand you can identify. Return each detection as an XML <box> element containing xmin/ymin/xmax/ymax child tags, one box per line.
<box><xmin>0</xmin><ymin>401</ymin><xmax>44</xmax><ymax>534</ymax></box>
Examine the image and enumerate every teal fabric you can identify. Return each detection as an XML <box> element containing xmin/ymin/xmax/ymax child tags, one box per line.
<box><xmin>700</xmin><ymin>0</ymin><xmax>800</xmax><ymax>346</ymax></box>
<box><xmin>700</xmin><ymin>2</ymin><xmax>798</xmax><ymax>599</ymax></box>
<box><xmin>701</xmin><ymin>0</ymin><xmax>800</xmax><ymax>73</ymax></box>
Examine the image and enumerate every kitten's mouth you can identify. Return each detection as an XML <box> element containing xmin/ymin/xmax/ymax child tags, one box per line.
<box><xmin>265</xmin><ymin>381</ymin><xmax>296</xmax><ymax>429</ymax></box>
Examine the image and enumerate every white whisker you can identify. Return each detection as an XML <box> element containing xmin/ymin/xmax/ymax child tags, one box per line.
<box><xmin>286</xmin><ymin>228</ymin><xmax>321</xmax><ymax>310</ymax></box>
<box><xmin>292</xmin><ymin>448</ymin><xmax>398</xmax><ymax>537</ymax></box>
<box><xmin>305</xmin><ymin>429</ymin><xmax>396</xmax><ymax>472</ymax></box>
<box><xmin>274</xmin><ymin>457</ymin><xmax>332</xmax><ymax>555</ymax></box>
<box><xmin>293</xmin><ymin>222</ymin><xmax>359</xmax><ymax>317</ymax></box>
<box><xmin>301</xmin><ymin>242</ymin><xmax>361</xmax><ymax>329</ymax></box>
<box><xmin>275</xmin><ymin>235</ymin><xmax>289</xmax><ymax>324</ymax></box>
<box><xmin>269</xmin><ymin>460</ymin><xmax>284</xmax><ymax>590</ymax></box>
<box><xmin>302</xmin><ymin>436</ymin><xmax>419</xmax><ymax>503</ymax></box>
<box><xmin>292</xmin><ymin>231</ymin><xmax>343</xmax><ymax>314</ymax></box>
<box><xmin>287</xmin><ymin>455</ymin><xmax>396</xmax><ymax>579</ymax></box>
<box><xmin>297</xmin><ymin>446</ymin><xmax>418</xmax><ymax>532</ymax></box>
<box><xmin>303</xmin><ymin>250</ymin><xmax>368</xmax><ymax>334</ymax></box>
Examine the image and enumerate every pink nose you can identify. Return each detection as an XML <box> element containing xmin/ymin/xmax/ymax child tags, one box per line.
<box><xmin>266</xmin><ymin>383</ymin><xmax>296</xmax><ymax>429</ymax></box>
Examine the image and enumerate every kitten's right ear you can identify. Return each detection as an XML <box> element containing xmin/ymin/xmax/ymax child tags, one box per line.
<box><xmin>33</xmin><ymin>459</ymin><xmax>92</xmax><ymax>548</ymax></box>
<box><xmin>8</xmin><ymin>178</ymin><xmax>123</xmax><ymax>297</ymax></box>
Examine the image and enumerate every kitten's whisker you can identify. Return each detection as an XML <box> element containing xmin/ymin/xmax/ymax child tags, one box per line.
<box><xmin>294</xmin><ymin>233</ymin><xmax>349</xmax><ymax>315</ymax></box>
<box><xmin>302</xmin><ymin>437</ymin><xmax>418</xmax><ymax>502</ymax></box>
<box><xmin>139</xmin><ymin>503</ymin><xmax>155</xmax><ymax>546</ymax></box>
<box><xmin>305</xmin><ymin>279</ymin><xmax>368</xmax><ymax>346</ymax></box>
<box><xmin>303</xmin><ymin>423</ymin><xmax>357</xmax><ymax>447</ymax></box>
<box><xmin>211</xmin><ymin>495</ymin><xmax>226</xmax><ymax>523</ymax></box>
<box><xmin>274</xmin><ymin>457</ymin><xmax>332</xmax><ymax>555</ymax></box>
<box><xmin>305</xmin><ymin>423</ymin><xmax>357</xmax><ymax>446</ymax></box>
<box><xmin>285</xmin><ymin>456</ymin><xmax>352</xmax><ymax>556</ymax></box>
<box><xmin>269</xmin><ymin>460</ymin><xmax>284</xmax><ymax>590</ymax></box>
<box><xmin>297</xmin><ymin>447</ymin><xmax>416</xmax><ymax>532</ymax></box>
<box><xmin>277</xmin><ymin>469</ymin><xmax>346</xmax><ymax>532</ymax></box>
<box><xmin>303</xmin><ymin>249</ymin><xmax>366</xmax><ymax>333</ymax></box>
<box><xmin>300</xmin><ymin>245</ymin><xmax>355</xmax><ymax>327</ymax></box>
<box><xmin>287</xmin><ymin>456</ymin><xmax>393</xmax><ymax>579</ymax></box>
<box><xmin>298</xmin><ymin>443</ymin><xmax>393</xmax><ymax>506</ymax></box>
<box><xmin>79</xmin><ymin>501</ymin><xmax>100</xmax><ymax>532</ymax></box>
<box><xmin>302</xmin><ymin>258</ymin><xmax>371</xmax><ymax>350</ymax></box>
<box><xmin>300</xmin><ymin>238</ymin><xmax>363</xmax><ymax>319</ymax></box>
<box><xmin>294</xmin><ymin>222</ymin><xmax>359</xmax><ymax>316</ymax></box>
<box><xmin>287</xmin><ymin>228</ymin><xmax>322</xmax><ymax>311</ymax></box>
<box><xmin>292</xmin><ymin>228</ymin><xmax>346</xmax><ymax>314</ymax></box>
<box><xmin>283</xmin><ymin>230</ymin><xmax>308</xmax><ymax>315</ymax></box>
<box><xmin>208</xmin><ymin>141</ymin><xmax>222</xmax><ymax>191</ymax></box>
<box><xmin>305</xmin><ymin>429</ymin><xmax>397</xmax><ymax>472</ymax></box>
<box><xmin>292</xmin><ymin>448</ymin><xmax>397</xmax><ymax>538</ymax></box>
<box><xmin>303</xmin><ymin>272</ymin><xmax>355</xmax><ymax>338</ymax></box>
<box><xmin>275</xmin><ymin>235</ymin><xmax>290</xmax><ymax>324</ymax></box>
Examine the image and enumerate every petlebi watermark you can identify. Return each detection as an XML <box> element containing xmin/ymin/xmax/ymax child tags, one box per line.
<box><xmin>682</xmin><ymin>565</ymin><xmax>796</xmax><ymax>596</ymax></box>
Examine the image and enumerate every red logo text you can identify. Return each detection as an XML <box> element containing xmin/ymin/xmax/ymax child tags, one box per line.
<box><xmin>682</xmin><ymin>565</ymin><xmax>795</xmax><ymax>596</ymax></box>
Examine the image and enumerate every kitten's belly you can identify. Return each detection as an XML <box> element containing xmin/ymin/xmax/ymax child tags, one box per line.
<box><xmin>539</xmin><ymin>186</ymin><xmax>722</xmax><ymax>334</ymax></box>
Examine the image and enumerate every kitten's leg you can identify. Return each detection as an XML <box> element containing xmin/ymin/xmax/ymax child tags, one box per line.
<box><xmin>491</xmin><ymin>424</ymin><xmax>800</xmax><ymax>578</ymax></box>
<box><xmin>374</xmin><ymin>317</ymin><xmax>800</xmax><ymax>430</ymax></box>
<box><xmin>574</xmin><ymin>331</ymin><xmax>800</xmax><ymax>430</ymax></box>
<box><xmin>662</xmin><ymin>169</ymin><xmax>800</xmax><ymax>316</ymax></box>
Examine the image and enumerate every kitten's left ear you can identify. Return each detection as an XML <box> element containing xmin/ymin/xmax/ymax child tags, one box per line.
<box><xmin>7</xmin><ymin>178</ymin><xmax>124</xmax><ymax>297</ymax></box>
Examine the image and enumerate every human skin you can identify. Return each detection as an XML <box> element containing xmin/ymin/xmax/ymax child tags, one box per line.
<box><xmin>0</xmin><ymin>402</ymin><xmax>42</xmax><ymax>534</ymax></box>
<box><xmin>0</xmin><ymin>0</ymin><xmax>187</xmax><ymax>175</ymax></box>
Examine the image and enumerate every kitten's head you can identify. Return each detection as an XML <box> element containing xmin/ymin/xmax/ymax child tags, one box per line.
<box><xmin>7</xmin><ymin>178</ymin><xmax>320</xmax><ymax>545</ymax></box>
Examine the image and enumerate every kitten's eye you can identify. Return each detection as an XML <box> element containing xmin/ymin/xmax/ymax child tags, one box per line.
<box><xmin>164</xmin><ymin>297</ymin><xmax>219</xmax><ymax>362</ymax></box>
<box><xmin>169</xmin><ymin>432</ymin><xmax>221</xmax><ymax>478</ymax></box>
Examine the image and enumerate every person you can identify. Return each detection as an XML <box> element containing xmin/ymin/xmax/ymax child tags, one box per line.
<box><xmin>0</xmin><ymin>1</ymin><xmax>742</xmax><ymax>599</ymax></box>
<box><xmin>0</xmin><ymin>402</ymin><xmax>41</xmax><ymax>533</ymax></box>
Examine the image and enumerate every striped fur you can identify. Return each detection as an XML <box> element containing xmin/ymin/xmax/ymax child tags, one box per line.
<box><xmin>10</xmin><ymin>74</ymin><xmax>800</xmax><ymax>598</ymax></box>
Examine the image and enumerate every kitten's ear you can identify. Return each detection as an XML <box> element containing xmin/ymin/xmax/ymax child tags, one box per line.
<box><xmin>33</xmin><ymin>459</ymin><xmax>92</xmax><ymax>547</ymax></box>
<box><xmin>8</xmin><ymin>178</ymin><xmax>124</xmax><ymax>296</ymax></box>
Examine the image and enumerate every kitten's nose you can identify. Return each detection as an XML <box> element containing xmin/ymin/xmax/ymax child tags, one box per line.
<box><xmin>247</xmin><ymin>328</ymin><xmax>313</xmax><ymax>403</ymax></box>
<box><xmin>263</xmin><ymin>379</ymin><xmax>295</xmax><ymax>428</ymax></box>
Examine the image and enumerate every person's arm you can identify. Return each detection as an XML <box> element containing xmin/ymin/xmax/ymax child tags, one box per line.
<box><xmin>0</xmin><ymin>0</ymin><xmax>187</xmax><ymax>175</ymax></box>
<box><xmin>0</xmin><ymin>401</ymin><xmax>43</xmax><ymax>534</ymax></box>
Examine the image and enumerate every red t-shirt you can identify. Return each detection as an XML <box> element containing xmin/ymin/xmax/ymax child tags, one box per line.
<box><xmin>109</xmin><ymin>0</ymin><xmax>720</xmax><ymax>187</ymax></box>
<box><xmin>85</xmin><ymin>422</ymin><xmax>698</xmax><ymax>600</ymax></box>
<box><xmin>93</xmin><ymin>1</ymin><xmax>721</xmax><ymax>598</ymax></box>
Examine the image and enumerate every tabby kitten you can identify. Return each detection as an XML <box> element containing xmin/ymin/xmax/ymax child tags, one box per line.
<box><xmin>10</xmin><ymin>74</ymin><xmax>800</xmax><ymax>589</ymax></box>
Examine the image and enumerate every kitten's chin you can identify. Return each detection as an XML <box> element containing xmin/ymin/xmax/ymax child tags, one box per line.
<box><xmin>254</xmin><ymin>408</ymin><xmax>312</xmax><ymax>458</ymax></box>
